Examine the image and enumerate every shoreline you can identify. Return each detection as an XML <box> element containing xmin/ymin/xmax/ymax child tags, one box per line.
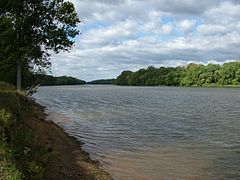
<box><xmin>28</xmin><ymin>102</ymin><xmax>112</xmax><ymax>180</ymax></box>
<box><xmin>38</xmin><ymin>84</ymin><xmax>240</xmax><ymax>88</ymax></box>
<box><xmin>0</xmin><ymin>88</ymin><xmax>112</xmax><ymax>180</ymax></box>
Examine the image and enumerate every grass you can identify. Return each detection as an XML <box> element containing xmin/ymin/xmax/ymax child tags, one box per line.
<box><xmin>0</xmin><ymin>106</ymin><xmax>22</xmax><ymax>180</ymax></box>
<box><xmin>0</xmin><ymin>82</ymin><xmax>16</xmax><ymax>91</ymax></box>
<box><xmin>0</xmin><ymin>82</ymin><xmax>50</xmax><ymax>180</ymax></box>
<box><xmin>0</xmin><ymin>142</ymin><xmax>22</xmax><ymax>180</ymax></box>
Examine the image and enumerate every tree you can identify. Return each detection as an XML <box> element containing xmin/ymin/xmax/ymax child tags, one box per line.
<box><xmin>165</xmin><ymin>67</ymin><xmax>183</xmax><ymax>86</ymax></box>
<box><xmin>205</xmin><ymin>64</ymin><xmax>220</xmax><ymax>84</ymax></box>
<box><xmin>34</xmin><ymin>74</ymin><xmax>85</xmax><ymax>86</ymax></box>
<box><xmin>115</xmin><ymin>71</ymin><xmax>133</xmax><ymax>85</ymax></box>
<box><xmin>0</xmin><ymin>0</ymin><xmax>80</xmax><ymax>91</ymax></box>
<box><xmin>115</xmin><ymin>62</ymin><xmax>240</xmax><ymax>87</ymax></box>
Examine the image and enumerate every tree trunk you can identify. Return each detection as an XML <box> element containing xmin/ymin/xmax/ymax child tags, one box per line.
<box><xmin>16</xmin><ymin>1</ymin><xmax>22</xmax><ymax>92</ymax></box>
<box><xmin>17</xmin><ymin>58</ymin><xmax>21</xmax><ymax>91</ymax></box>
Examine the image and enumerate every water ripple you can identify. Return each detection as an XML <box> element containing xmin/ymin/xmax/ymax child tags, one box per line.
<box><xmin>35</xmin><ymin>85</ymin><xmax>240</xmax><ymax>180</ymax></box>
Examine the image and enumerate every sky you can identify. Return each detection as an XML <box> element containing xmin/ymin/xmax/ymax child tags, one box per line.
<box><xmin>50</xmin><ymin>0</ymin><xmax>240</xmax><ymax>81</ymax></box>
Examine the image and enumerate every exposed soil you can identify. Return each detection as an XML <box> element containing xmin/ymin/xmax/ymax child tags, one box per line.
<box><xmin>23</xmin><ymin>102</ymin><xmax>112</xmax><ymax>180</ymax></box>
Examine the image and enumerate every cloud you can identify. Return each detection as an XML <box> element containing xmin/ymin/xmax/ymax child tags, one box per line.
<box><xmin>177</xmin><ymin>19</ymin><xmax>196</xmax><ymax>33</ymax></box>
<box><xmin>204</xmin><ymin>1</ymin><xmax>240</xmax><ymax>23</ymax></box>
<box><xmin>198</xmin><ymin>24</ymin><xmax>229</xmax><ymax>35</ymax></box>
<box><xmin>161</xmin><ymin>24</ymin><xmax>173</xmax><ymax>34</ymax></box>
<box><xmin>50</xmin><ymin>0</ymin><xmax>240</xmax><ymax>81</ymax></box>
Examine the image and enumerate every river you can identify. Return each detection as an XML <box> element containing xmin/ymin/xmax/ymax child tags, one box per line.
<box><xmin>34</xmin><ymin>85</ymin><xmax>240</xmax><ymax>180</ymax></box>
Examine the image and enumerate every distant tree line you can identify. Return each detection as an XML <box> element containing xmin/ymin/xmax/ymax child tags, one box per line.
<box><xmin>115</xmin><ymin>61</ymin><xmax>240</xmax><ymax>86</ymax></box>
<box><xmin>87</xmin><ymin>79</ymin><xmax>115</xmax><ymax>85</ymax></box>
<box><xmin>35</xmin><ymin>75</ymin><xmax>85</xmax><ymax>86</ymax></box>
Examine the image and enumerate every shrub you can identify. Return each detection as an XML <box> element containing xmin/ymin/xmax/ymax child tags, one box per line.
<box><xmin>0</xmin><ymin>91</ymin><xmax>22</xmax><ymax>116</ymax></box>
<box><xmin>0</xmin><ymin>143</ymin><xmax>22</xmax><ymax>180</ymax></box>
<box><xmin>0</xmin><ymin>81</ymin><xmax>15</xmax><ymax>91</ymax></box>
<box><xmin>0</xmin><ymin>109</ymin><xmax>15</xmax><ymax>128</ymax></box>
<box><xmin>0</xmin><ymin>109</ymin><xmax>15</xmax><ymax>141</ymax></box>
<box><xmin>27</xmin><ymin>161</ymin><xmax>45</xmax><ymax>179</ymax></box>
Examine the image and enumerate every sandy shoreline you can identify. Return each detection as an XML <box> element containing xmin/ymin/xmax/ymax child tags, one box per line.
<box><xmin>27</xmin><ymin>102</ymin><xmax>112</xmax><ymax>180</ymax></box>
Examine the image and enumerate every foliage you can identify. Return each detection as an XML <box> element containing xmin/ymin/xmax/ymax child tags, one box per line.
<box><xmin>0</xmin><ymin>0</ymin><xmax>80</xmax><ymax>90</ymax></box>
<box><xmin>115</xmin><ymin>66</ymin><xmax>184</xmax><ymax>86</ymax></box>
<box><xmin>0</xmin><ymin>109</ymin><xmax>15</xmax><ymax>131</ymax></box>
<box><xmin>0</xmin><ymin>82</ymin><xmax>16</xmax><ymax>91</ymax></box>
<box><xmin>115</xmin><ymin>71</ymin><xmax>133</xmax><ymax>85</ymax></box>
<box><xmin>115</xmin><ymin>61</ymin><xmax>240</xmax><ymax>86</ymax></box>
<box><xmin>0</xmin><ymin>88</ymin><xmax>23</xmax><ymax>180</ymax></box>
<box><xmin>0</xmin><ymin>88</ymin><xmax>52</xmax><ymax>179</ymax></box>
<box><xmin>0</xmin><ymin>143</ymin><xmax>22</xmax><ymax>180</ymax></box>
<box><xmin>27</xmin><ymin>161</ymin><xmax>45</xmax><ymax>179</ymax></box>
<box><xmin>88</xmin><ymin>79</ymin><xmax>116</xmax><ymax>85</ymax></box>
<box><xmin>35</xmin><ymin>74</ymin><xmax>86</xmax><ymax>86</ymax></box>
<box><xmin>0</xmin><ymin>92</ymin><xmax>21</xmax><ymax>117</ymax></box>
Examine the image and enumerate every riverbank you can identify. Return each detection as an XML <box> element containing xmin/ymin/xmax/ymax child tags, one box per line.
<box><xmin>0</xmin><ymin>86</ymin><xmax>112</xmax><ymax>180</ymax></box>
<box><xmin>26</xmin><ymin>103</ymin><xmax>112</xmax><ymax>180</ymax></box>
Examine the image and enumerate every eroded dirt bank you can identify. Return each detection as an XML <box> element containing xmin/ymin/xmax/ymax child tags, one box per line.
<box><xmin>25</xmin><ymin>103</ymin><xmax>112</xmax><ymax>180</ymax></box>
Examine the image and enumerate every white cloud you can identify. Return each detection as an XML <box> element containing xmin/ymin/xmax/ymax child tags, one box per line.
<box><xmin>177</xmin><ymin>19</ymin><xmax>196</xmax><ymax>33</ymax></box>
<box><xmin>205</xmin><ymin>1</ymin><xmax>240</xmax><ymax>23</ymax></box>
<box><xmin>161</xmin><ymin>24</ymin><xmax>173</xmax><ymax>34</ymax></box>
<box><xmin>49</xmin><ymin>0</ymin><xmax>240</xmax><ymax>81</ymax></box>
<box><xmin>198</xmin><ymin>24</ymin><xmax>229</xmax><ymax>35</ymax></box>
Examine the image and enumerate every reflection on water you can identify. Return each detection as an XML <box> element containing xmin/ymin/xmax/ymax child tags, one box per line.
<box><xmin>35</xmin><ymin>85</ymin><xmax>240</xmax><ymax>180</ymax></box>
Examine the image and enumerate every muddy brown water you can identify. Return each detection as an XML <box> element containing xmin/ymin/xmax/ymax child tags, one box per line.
<box><xmin>35</xmin><ymin>85</ymin><xmax>240</xmax><ymax>180</ymax></box>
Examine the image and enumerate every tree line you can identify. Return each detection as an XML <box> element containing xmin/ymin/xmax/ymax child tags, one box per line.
<box><xmin>87</xmin><ymin>79</ymin><xmax>115</xmax><ymax>85</ymax></box>
<box><xmin>35</xmin><ymin>75</ymin><xmax>85</xmax><ymax>86</ymax></box>
<box><xmin>115</xmin><ymin>62</ymin><xmax>240</xmax><ymax>86</ymax></box>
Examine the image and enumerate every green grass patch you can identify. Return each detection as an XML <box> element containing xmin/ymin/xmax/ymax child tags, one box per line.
<box><xmin>0</xmin><ymin>81</ymin><xmax>15</xmax><ymax>91</ymax></box>
<box><xmin>0</xmin><ymin>82</ymin><xmax>50</xmax><ymax>179</ymax></box>
<box><xmin>0</xmin><ymin>142</ymin><xmax>22</xmax><ymax>180</ymax></box>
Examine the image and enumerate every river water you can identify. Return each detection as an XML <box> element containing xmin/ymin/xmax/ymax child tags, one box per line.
<box><xmin>34</xmin><ymin>85</ymin><xmax>240</xmax><ymax>180</ymax></box>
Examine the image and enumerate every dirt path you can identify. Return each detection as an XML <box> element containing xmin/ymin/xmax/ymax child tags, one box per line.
<box><xmin>24</xmin><ymin>103</ymin><xmax>112</xmax><ymax>180</ymax></box>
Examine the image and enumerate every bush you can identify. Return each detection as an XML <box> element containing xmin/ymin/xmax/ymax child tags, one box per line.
<box><xmin>0</xmin><ymin>81</ymin><xmax>15</xmax><ymax>91</ymax></box>
<box><xmin>0</xmin><ymin>91</ymin><xmax>22</xmax><ymax>116</ymax></box>
<box><xmin>0</xmin><ymin>109</ymin><xmax>15</xmax><ymax>141</ymax></box>
<box><xmin>0</xmin><ymin>108</ymin><xmax>15</xmax><ymax>128</ymax></box>
<box><xmin>0</xmin><ymin>143</ymin><xmax>22</xmax><ymax>180</ymax></box>
<box><xmin>0</xmin><ymin>89</ymin><xmax>47</xmax><ymax>179</ymax></box>
<box><xmin>27</xmin><ymin>161</ymin><xmax>45</xmax><ymax>179</ymax></box>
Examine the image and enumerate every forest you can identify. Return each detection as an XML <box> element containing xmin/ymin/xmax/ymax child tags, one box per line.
<box><xmin>115</xmin><ymin>61</ymin><xmax>240</xmax><ymax>86</ymax></box>
<box><xmin>35</xmin><ymin>75</ymin><xmax>85</xmax><ymax>86</ymax></box>
<box><xmin>87</xmin><ymin>79</ymin><xmax>115</xmax><ymax>85</ymax></box>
